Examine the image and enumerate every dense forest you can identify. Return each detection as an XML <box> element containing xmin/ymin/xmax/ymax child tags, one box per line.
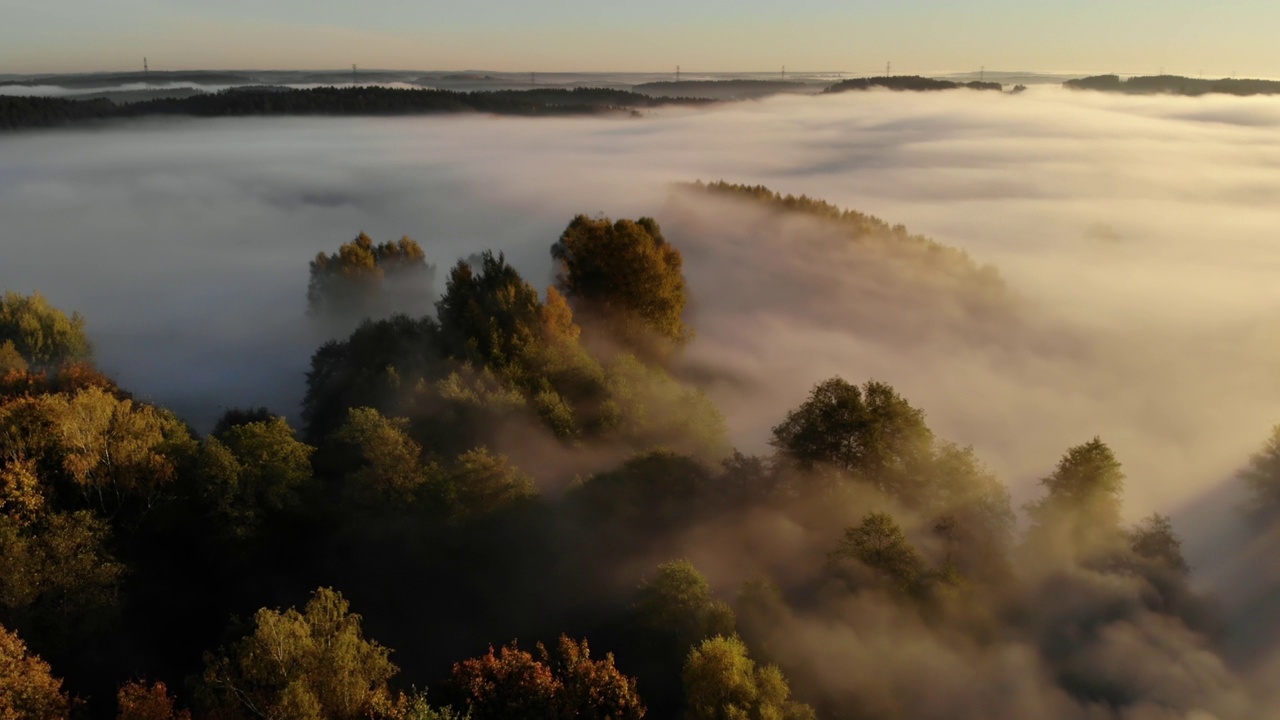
<box><xmin>0</xmin><ymin>86</ymin><xmax>708</xmax><ymax>131</ymax></box>
<box><xmin>1</xmin><ymin>182</ymin><xmax>1278</xmax><ymax>720</ymax></box>
<box><xmin>823</xmin><ymin>76</ymin><xmax>1004</xmax><ymax>93</ymax></box>
<box><xmin>1064</xmin><ymin>74</ymin><xmax>1280</xmax><ymax>96</ymax></box>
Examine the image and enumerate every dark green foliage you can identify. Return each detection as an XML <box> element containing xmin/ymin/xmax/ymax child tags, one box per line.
<box><xmin>770</xmin><ymin>377</ymin><xmax>933</xmax><ymax>499</ymax></box>
<box><xmin>437</xmin><ymin>252</ymin><xmax>544</xmax><ymax>376</ymax></box>
<box><xmin>1128</xmin><ymin>513</ymin><xmax>1189</xmax><ymax>576</ymax></box>
<box><xmin>1025</xmin><ymin>437</ymin><xmax>1127</xmax><ymax>562</ymax></box>
<box><xmin>302</xmin><ymin>314</ymin><xmax>445</xmax><ymax>441</ymax></box>
<box><xmin>0</xmin><ymin>292</ymin><xmax>92</xmax><ymax>369</ymax></box>
<box><xmin>552</xmin><ymin>215</ymin><xmax>690</xmax><ymax>358</ymax></box>
<box><xmin>210</xmin><ymin>407</ymin><xmax>274</xmax><ymax>438</ymax></box>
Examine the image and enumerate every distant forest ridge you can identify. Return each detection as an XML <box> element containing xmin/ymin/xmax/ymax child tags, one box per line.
<box><xmin>824</xmin><ymin>76</ymin><xmax>1004</xmax><ymax>93</ymax></box>
<box><xmin>0</xmin><ymin>86</ymin><xmax>712</xmax><ymax>131</ymax></box>
<box><xmin>1063</xmin><ymin>74</ymin><xmax>1280</xmax><ymax>96</ymax></box>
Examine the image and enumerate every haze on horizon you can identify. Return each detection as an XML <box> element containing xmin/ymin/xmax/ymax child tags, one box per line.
<box><xmin>3</xmin><ymin>0</ymin><xmax>1280</xmax><ymax>79</ymax></box>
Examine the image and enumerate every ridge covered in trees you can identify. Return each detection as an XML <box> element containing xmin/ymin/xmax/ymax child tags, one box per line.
<box><xmin>1064</xmin><ymin>73</ymin><xmax>1280</xmax><ymax>96</ymax></box>
<box><xmin>0</xmin><ymin>85</ymin><xmax>710</xmax><ymax>132</ymax></box>
<box><xmin>824</xmin><ymin>75</ymin><xmax>1004</xmax><ymax>93</ymax></box>
<box><xmin>0</xmin><ymin>184</ymin><xmax>1275</xmax><ymax>719</ymax></box>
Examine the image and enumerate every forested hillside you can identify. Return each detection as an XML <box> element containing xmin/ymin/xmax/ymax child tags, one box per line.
<box><xmin>0</xmin><ymin>185</ymin><xmax>1275</xmax><ymax>720</ymax></box>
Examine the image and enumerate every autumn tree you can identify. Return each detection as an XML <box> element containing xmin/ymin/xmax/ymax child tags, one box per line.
<box><xmin>682</xmin><ymin>635</ymin><xmax>814</xmax><ymax>720</ymax></box>
<box><xmin>450</xmin><ymin>636</ymin><xmax>645</xmax><ymax>720</ymax></box>
<box><xmin>116</xmin><ymin>679</ymin><xmax>190</xmax><ymax>720</ymax></box>
<box><xmin>198</xmin><ymin>587</ymin><xmax>397</xmax><ymax>720</ymax></box>
<box><xmin>0</xmin><ymin>292</ymin><xmax>91</xmax><ymax>369</ymax></box>
<box><xmin>551</xmin><ymin>215</ymin><xmax>690</xmax><ymax>359</ymax></box>
<box><xmin>433</xmin><ymin>447</ymin><xmax>538</xmax><ymax>521</ymax></box>
<box><xmin>0</xmin><ymin>623</ymin><xmax>71</xmax><ymax>720</ymax></box>
<box><xmin>770</xmin><ymin>378</ymin><xmax>933</xmax><ymax>501</ymax></box>
<box><xmin>308</xmin><ymin>233</ymin><xmax>435</xmax><ymax>320</ymax></box>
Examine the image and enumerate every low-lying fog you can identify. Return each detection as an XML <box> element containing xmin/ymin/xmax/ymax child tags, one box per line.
<box><xmin>4</xmin><ymin>86</ymin><xmax>1280</xmax><ymax>613</ymax></box>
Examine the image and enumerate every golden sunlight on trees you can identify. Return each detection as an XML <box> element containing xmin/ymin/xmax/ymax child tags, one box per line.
<box><xmin>450</xmin><ymin>635</ymin><xmax>645</xmax><ymax>720</ymax></box>
<box><xmin>552</xmin><ymin>215</ymin><xmax>690</xmax><ymax>360</ymax></box>
<box><xmin>1025</xmin><ymin>437</ymin><xmax>1126</xmax><ymax>562</ymax></box>
<box><xmin>682</xmin><ymin>635</ymin><xmax>815</xmax><ymax>720</ymax></box>
<box><xmin>308</xmin><ymin>233</ymin><xmax>435</xmax><ymax>321</ymax></box>
<box><xmin>0</xmin><ymin>623</ymin><xmax>71</xmax><ymax>720</ymax></box>
<box><xmin>1239</xmin><ymin>424</ymin><xmax>1280</xmax><ymax>524</ymax></box>
<box><xmin>0</xmin><ymin>292</ymin><xmax>91</xmax><ymax>369</ymax></box>
<box><xmin>198</xmin><ymin>587</ymin><xmax>397</xmax><ymax>720</ymax></box>
<box><xmin>830</xmin><ymin>511</ymin><xmax>925</xmax><ymax>597</ymax></box>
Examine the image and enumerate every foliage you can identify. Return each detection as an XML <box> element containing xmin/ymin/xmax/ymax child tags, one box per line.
<box><xmin>331</xmin><ymin>407</ymin><xmax>427</xmax><ymax>506</ymax></box>
<box><xmin>1025</xmin><ymin>437</ymin><xmax>1126</xmax><ymax>561</ymax></box>
<box><xmin>770</xmin><ymin>377</ymin><xmax>933</xmax><ymax>500</ymax></box>
<box><xmin>634</xmin><ymin>560</ymin><xmax>737</xmax><ymax>658</ymax></box>
<box><xmin>451</xmin><ymin>636</ymin><xmax>645</xmax><ymax>720</ymax></box>
<box><xmin>682</xmin><ymin>635</ymin><xmax>814</xmax><ymax>720</ymax></box>
<box><xmin>1127</xmin><ymin>513</ymin><xmax>1190</xmax><ymax>576</ymax></box>
<box><xmin>552</xmin><ymin>215</ymin><xmax>690</xmax><ymax>358</ymax></box>
<box><xmin>0</xmin><ymin>623</ymin><xmax>71</xmax><ymax>720</ymax></box>
<box><xmin>196</xmin><ymin>416</ymin><xmax>313</xmax><ymax>535</ymax></box>
<box><xmin>437</xmin><ymin>252</ymin><xmax>545</xmax><ymax>378</ymax></box>
<box><xmin>115</xmin><ymin>680</ymin><xmax>189</xmax><ymax>720</ymax></box>
<box><xmin>830</xmin><ymin>512</ymin><xmax>925</xmax><ymax>596</ymax></box>
<box><xmin>1239</xmin><ymin>424</ymin><xmax>1280</xmax><ymax>524</ymax></box>
<box><xmin>434</xmin><ymin>447</ymin><xmax>538</xmax><ymax>521</ymax></box>
<box><xmin>0</xmin><ymin>292</ymin><xmax>91</xmax><ymax>369</ymax></box>
<box><xmin>824</xmin><ymin>76</ymin><xmax>1002</xmax><ymax>93</ymax></box>
<box><xmin>198</xmin><ymin>587</ymin><xmax>397</xmax><ymax>720</ymax></box>
<box><xmin>308</xmin><ymin>233</ymin><xmax>434</xmax><ymax>321</ymax></box>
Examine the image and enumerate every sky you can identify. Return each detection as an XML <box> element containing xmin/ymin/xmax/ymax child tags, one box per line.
<box><xmin>3</xmin><ymin>0</ymin><xmax>1280</xmax><ymax>77</ymax></box>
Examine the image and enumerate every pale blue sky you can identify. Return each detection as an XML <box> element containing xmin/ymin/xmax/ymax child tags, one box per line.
<box><xmin>2</xmin><ymin>0</ymin><xmax>1276</xmax><ymax>76</ymax></box>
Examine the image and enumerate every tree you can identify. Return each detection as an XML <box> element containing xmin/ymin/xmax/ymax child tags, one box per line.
<box><xmin>451</xmin><ymin>636</ymin><xmax>645</xmax><ymax>720</ymax></box>
<box><xmin>770</xmin><ymin>378</ymin><xmax>933</xmax><ymax>501</ymax></box>
<box><xmin>634</xmin><ymin>560</ymin><xmax>736</xmax><ymax>654</ymax></box>
<box><xmin>0</xmin><ymin>292</ymin><xmax>91</xmax><ymax>369</ymax></box>
<box><xmin>435</xmin><ymin>447</ymin><xmax>538</xmax><ymax>521</ymax></box>
<box><xmin>682</xmin><ymin>635</ymin><xmax>814</xmax><ymax>720</ymax></box>
<box><xmin>830</xmin><ymin>512</ymin><xmax>924</xmax><ymax>596</ymax></box>
<box><xmin>435</xmin><ymin>252</ymin><xmax>544</xmax><ymax>378</ymax></box>
<box><xmin>551</xmin><ymin>215</ymin><xmax>690</xmax><ymax>358</ymax></box>
<box><xmin>1128</xmin><ymin>513</ymin><xmax>1189</xmax><ymax>576</ymax></box>
<box><xmin>1025</xmin><ymin>437</ymin><xmax>1126</xmax><ymax>561</ymax></box>
<box><xmin>116</xmin><ymin>679</ymin><xmax>190</xmax><ymax>720</ymax></box>
<box><xmin>0</xmin><ymin>623</ymin><xmax>71</xmax><ymax>720</ymax></box>
<box><xmin>331</xmin><ymin>407</ymin><xmax>427</xmax><ymax>506</ymax></box>
<box><xmin>196</xmin><ymin>416</ymin><xmax>313</xmax><ymax>535</ymax></box>
<box><xmin>198</xmin><ymin>587</ymin><xmax>397</xmax><ymax>720</ymax></box>
<box><xmin>1239</xmin><ymin>424</ymin><xmax>1280</xmax><ymax>523</ymax></box>
<box><xmin>308</xmin><ymin>233</ymin><xmax>435</xmax><ymax>320</ymax></box>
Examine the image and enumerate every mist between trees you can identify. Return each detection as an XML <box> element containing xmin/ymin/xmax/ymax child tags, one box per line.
<box><xmin>2</xmin><ymin>180</ymin><xmax>1280</xmax><ymax>720</ymax></box>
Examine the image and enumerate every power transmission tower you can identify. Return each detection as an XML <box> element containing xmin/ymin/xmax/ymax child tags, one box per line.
<box><xmin>352</xmin><ymin>64</ymin><xmax>357</xmax><ymax>86</ymax></box>
<box><xmin>143</xmin><ymin>57</ymin><xmax>149</xmax><ymax>86</ymax></box>
<box><xmin>781</xmin><ymin>65</ymin><xmax>786</xmax><ymax>81</ymax></box>
<box><xmin>980</xmin><ymin>65</ymin><xmax>985</xmax><ymax>82</ymax></box>
<box><xmin>676</xmin><ymin>65</ymin><xmax>681</xmax><ymax>82</ymax></box>
<box><xmin>886</xmin><ymin>61</ymin><xmax>891</xmax><ymax>76</ymax></box>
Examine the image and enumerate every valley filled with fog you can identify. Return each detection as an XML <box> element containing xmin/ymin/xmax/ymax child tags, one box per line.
<box><xmin>4</xmin><ymin>85</ymin><xmax>1280</xmax><ymax>718</ymax></box>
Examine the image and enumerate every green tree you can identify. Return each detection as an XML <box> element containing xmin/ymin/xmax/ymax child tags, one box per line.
<box><xmin>1128</xmin><ymin>513</ymin><xmax>1189</xmax><ymax>576</ymax></box>
<box><xmin>1025</xmin><ymin>437</ymin><xmax>1126</xmax><ymax>561</ymax></box>
<box><xmin>436</xmin><ymin>252</ymin><xmax>544</xmax><ymax>378</ymax></box>
<box><xmin>198</xmin><ymin>587</ymin><xmax>397</xmax><ymax>720</ymax></box>
<box><xmin>308</xmin><ymin>233</ymin><xmax>435</xmax><ymax>320</ymax></box>
<box><xmin>0</xmin><ymin>292</ymin><xmax>91</xmax><ymax>369</ymax></box>
<box><xmin>331</xmin><ymin>407</ymin><xmax>427</xmax><ymax>506</ymax></box>
<box><xmin>770</xmin><ymin>378</ymin><xmax>933</xmax><ymax>501</ymax></box>
<box><xmin>634</xmin><ymin>560</ymin><xmax>736</xmax><ymax>653</ymax></box>
<box><xmin>0</xmin><ymin>623</ymin><xmax>71</xmax><ymax>720</ymax></box>
<box><xmin>551</xmin><ymin>215</ymin><xmax>690</xmax><ymax>358</ymax></box>
<box><xmin>682</xmin><ymin>635</ymin><xmax>814</xmax><ymax>720</ymax></box>
<box><xmin>196</xmin><ymin>416</ymin><xmax>314</xmax><ymax>536</ymax></box>
<box><xmin>830</xmin><ymin>511</ymin><xmax>924</xmax><ymax>596</ymax></box>
<box><xmin>1239</xmin><ymin>424</ymin><xmax>1280</xmax><ymax>523</ymax></box>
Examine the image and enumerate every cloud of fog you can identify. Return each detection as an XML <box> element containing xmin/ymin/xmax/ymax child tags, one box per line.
<box><xmin>3</xmin><ymin>87</ymin><xmax>1280</xmax><ymax>644</ymax></box>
